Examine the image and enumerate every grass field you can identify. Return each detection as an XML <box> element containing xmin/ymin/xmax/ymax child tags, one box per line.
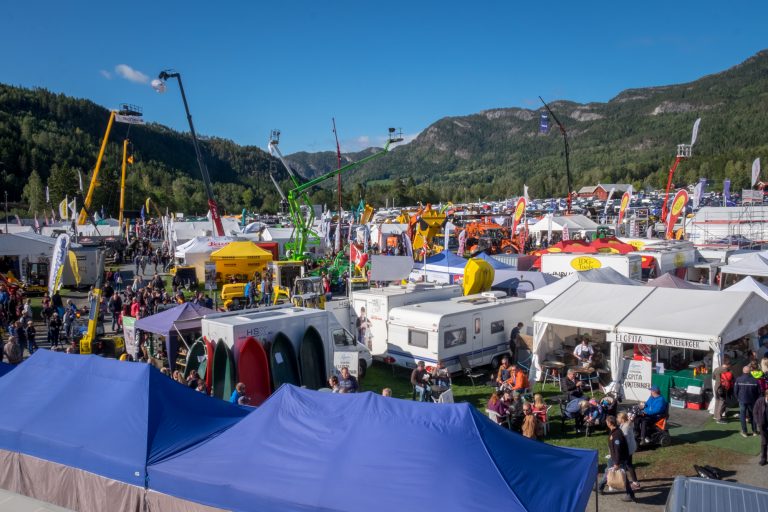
<box><xmin>360</xmin><ymin>362</ymin><xmax>752</xmax><ymax>480</ymax></box>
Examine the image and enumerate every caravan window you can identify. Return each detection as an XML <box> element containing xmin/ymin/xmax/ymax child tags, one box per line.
<box><xmin>333</xmin><ymin>329</ymin><xmax>355</xmax><ymax>347</ymax></box>
<box><xmin>474</xmin><ymin>318</ymin><xmax>481</xmax><ymax>334</ymax></box>
<box><xmin>491</xmin><ymin>320</ymin><xmax>504</xmax><ymax>334</ymax></box>
<box><xmin>408</xmin><ymin>330</ymin><xmax>428</xmax><ymax>349</ymax></box>
<box><xmin>444</xmin><ymin>328</ymin><xmax>466</xmax><ymax>349</ymax></box>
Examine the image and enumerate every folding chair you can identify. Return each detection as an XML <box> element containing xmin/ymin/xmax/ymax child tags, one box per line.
<box><xmin>459</xmin><ymin>354</ymin><xmax>485</xmax><ymax>387</ymax></box>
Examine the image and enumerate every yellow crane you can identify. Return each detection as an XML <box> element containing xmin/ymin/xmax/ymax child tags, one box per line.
<box><xmin>78</xmin><ymin>105</ymin><xmax>144</xmax><ymax>225</ymax></box>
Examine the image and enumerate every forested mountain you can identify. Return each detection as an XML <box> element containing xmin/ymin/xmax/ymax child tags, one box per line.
<box><xmin>288</xmin><ymin>49</ymin><xmax>768</xmax><ymax>203</ymax></box>
<box><xmin>1</xmin><ymin>49</ymin><xmax>767</xmax><ymax>216</ymax></box>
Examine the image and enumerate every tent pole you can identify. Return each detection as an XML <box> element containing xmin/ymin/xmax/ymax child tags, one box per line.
<box><xmin>594</xmin><ymin>478</ymin><xmax>599</xmax><ymax>512</ymax></box>
<box><xmin>173</xmin><ymin>324</ymin><xmax>190</xmax><ymax>351</ymax></box>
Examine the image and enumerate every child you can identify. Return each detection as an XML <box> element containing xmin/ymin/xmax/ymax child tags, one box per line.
<box><xmin>532</xmin><ymin>393</ymin><xmax>548</xmax><ymax>424</ymax></box>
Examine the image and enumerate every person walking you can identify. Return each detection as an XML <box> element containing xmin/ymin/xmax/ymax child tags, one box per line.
<box><xmin>754</xmin><ymin>389</ymin><xmax>768</xmax><ymax>466</ymax></box>
<box><xmin>712</xmin><ymin>357</ymin><xmax>734</xmax><ymax>424</ymax></box>
<box><xmin>598</xmin><ymin>415</ymin><xmax>635</xmax><ymax>502</ymax></box>
<box><xmin>617</xmin><ymin>412</ymin><xmax>641</xmax><ymax>491</ymax></box>
<box><xmin>735</xmin><ymin>365</ymin><xmax>761</xmax><ymax>437</ymax></box>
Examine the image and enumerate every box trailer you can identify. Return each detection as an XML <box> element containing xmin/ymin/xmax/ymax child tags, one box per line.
<box><xmin>386</xmin><ymin>293</ymin><xmax>545</xmax><ymax>373</ymax></box>
<box><xmin>202</xmin><ymin>306</ymin><xmax>373</xmax><ymax>378</ymax></box>
<box><xmin>350</xmin><ymin>283</ymin><xmax>463</xmax><ymax>357</ymax></box>
<box><xmin>541</xmin><ymin>253</ymin><xmax>642</xmax><ymax>280</ymax></box>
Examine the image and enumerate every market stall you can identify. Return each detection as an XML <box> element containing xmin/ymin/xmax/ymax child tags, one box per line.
<box><xmin>210</xmin><ymin>241</ymin><xmax>272</xmax><ymax>282</ymax></box>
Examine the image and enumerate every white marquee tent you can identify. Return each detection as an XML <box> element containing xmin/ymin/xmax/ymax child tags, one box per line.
<box><xmin>526</xmin><ymin>268</ymin><xmax>641</xmax><ymax>304</ymax></box>
<box><xmin>720</xmin><ymin>252</ymin><xmax>768</xmax><ymax>278</ymax></box>
<box><xmin>531</xmin><ymin>282</ymin><xmax>768</xmax><ymax>409</ymax></box>
<box><xmin>723</xmin><ymin>276</ymin><xmax>768</xmax><ymax>302</ymax></box>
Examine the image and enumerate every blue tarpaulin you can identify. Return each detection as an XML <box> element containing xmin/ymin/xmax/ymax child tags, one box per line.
<box><xmin>476</xmin><ymin>251</ymin><xmax>514</xmax><ymax>269</ymax></box>
<box><xmin>148</xmin><ymin>385</ymin><xmax>597</xmax><ymax>512</ymax></box>
<box><xmin>0</xmin><ymin>350</ymin><xmax>248</xmax><ymax>486</ymax></box>
<box><xmin>0</xmin><ymin>361</ymin><xmax>13</xmax><ymax>378</ymax></box>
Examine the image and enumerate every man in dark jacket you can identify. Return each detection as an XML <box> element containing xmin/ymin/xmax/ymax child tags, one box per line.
<box><xmin>598</xmin><ymin>415</ymin><xmax>635</xmax><ymax>502</ymax></box>
<box><xmin>735</xmin><ymin>365</ymin><xmax>761</xmax><ymax>437</ymax></box>
<box><xmin>755</xmin><ymin>389</ymin><xmax>768</xmax><ymax>466</ymax></box>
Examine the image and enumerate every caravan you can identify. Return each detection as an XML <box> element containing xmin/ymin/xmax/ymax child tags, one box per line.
<box><xmin>386</xmin><ymin>292</ymin><xmax>545</xmax><ymax>373</ymax></box>
<box><xmin>350</xmin><ymin>283</ymin><xmax>463</xmax><ymax>356</ymax></box>
<box><xmin>202</xmin><ymin>307</ymin><xmax>373</xmax><ymax>378</ymax></box>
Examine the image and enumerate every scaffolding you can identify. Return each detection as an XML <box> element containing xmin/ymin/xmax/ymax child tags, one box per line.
<box><xmin>686</xmin><ymin>205</ymin><xmax>768</xmax><ymax>247</ymax></box>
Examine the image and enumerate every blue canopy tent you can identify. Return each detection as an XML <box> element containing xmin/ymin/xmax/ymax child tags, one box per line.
<box><xmin>134</xmin><ymin>302</ymin><xmax>215</xmax><ymax>371</ymax></box>
<box><xmin>0</xmin><ymin>350</ymin><xmax>248</xmax><ymax>510</ymax></box>
<box><xmin>476</xmin><ymin>251</ymin><xmax>514</xmax><ymax>270</ymax></box>
<box><xmin>148</xmin><ymin>385</ymin><xmax>597</xmax><ymax>512</ymax></box>
<box><xmin>0</xmin><ymin>362</ymin><xmax>14</xmax><ymax>378</ymax></box>
<box><xmin>414</xmin><ymin>250</ymin><xmax>469</xmax><ymax>284</ymax></box>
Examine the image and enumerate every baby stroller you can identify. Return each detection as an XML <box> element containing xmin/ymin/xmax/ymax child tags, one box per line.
<box><xmin>584</xmin><ymin>393</ymin><xmax>619</xmax><ymax>436</ymax></box>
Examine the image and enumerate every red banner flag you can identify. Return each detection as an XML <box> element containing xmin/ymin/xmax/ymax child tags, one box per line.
<box><xmin>617</xmin><ymin>191</ymin><xmax>632</xmax><ymax>225</ymax></box>
<box><xmin>350</xmin><ymin>243</ymin><xmax>369</xmax><ymax>269</ymax></box>
<box><xmin>666</xmin><ymin>189</ymin><xmax>689</xmax><ymax>239</ymax></box>
<box><xmin>510</xmin><ymin>197</ymin><xmax>526</xmax><ymax>238</ymax></box>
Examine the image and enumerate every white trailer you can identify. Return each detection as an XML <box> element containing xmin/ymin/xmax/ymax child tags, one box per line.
<box><xmin>202</xmin><ymin>306</ymin><xmax>373</xmax><ymax>377</ymax></box>
<box><xmin>636</xmin><ymin>240</ymin><xmax>696</xmax><ymax>279</ymax></box>
<box><xmin>386</xmin><ymin>293</ymin><xmax>545</xmax><ymax>373</ymax></box>
<box><xmin>350</xmin><ymin>283</ymin><xmax>463</xmax><ymax>357</ymax></box>
<box><xmin>541</xmin><ymin>253</ymin><xmax>642</xmax><ymax>280</ymax></box>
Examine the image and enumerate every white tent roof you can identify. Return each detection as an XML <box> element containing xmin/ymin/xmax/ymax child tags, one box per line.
<box><xmin>526</xmin><ymin>268</ymin><xmax>642</xmax><ymax>304</ymax></box>
<box><xmin>723</xmin><ymin>276</ymin><xmax>768</xmax><ymax>302</ymax></box>
<box><xmin>533</xmin><ymin>282</ymin><xmax>655</xmax><ymax>331</ymax></box>
<box><xmin>174</xmin><ymin>236</ymin><xmax>238</xmax><ymax>259</ymax></box>
<box><xmin>528</xmin><ymin>214</ymin><xmax>598</xmax><ymax>234</ymax></box>
<box><xmin>261</xmin><ymin>227</ymin><xmax>295</xmax><ymax>241</ymax></box>
<box><xmin>617</xmin><ymin>289</ymin><xmax>768</xmax><ymax>343</ymax></box>
<box><xmin>720</xmin><ymin>252</ymin><xmax>768</xmax><ymax>277</ymax></box>
<box><xmin>0</xmin><ymin>232</ymin><xmax>55</xmax><ymax>258</ymax></box>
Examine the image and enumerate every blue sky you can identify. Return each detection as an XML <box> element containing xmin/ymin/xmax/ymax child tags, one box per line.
<box><xmin>1</xmin><ymin>1</ymin><xmax>766</xmax><ymax>154</ymax></box>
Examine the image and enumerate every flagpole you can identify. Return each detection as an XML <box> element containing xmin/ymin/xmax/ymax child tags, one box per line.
<box><xmin>4</xmin><ymin>190</ymin><xmax>7</xmax><ymax>234</ymax></box>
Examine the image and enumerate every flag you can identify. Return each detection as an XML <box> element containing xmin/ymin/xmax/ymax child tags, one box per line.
<box><xmin>510</xmin><ymin>197</ymin><xmax>526</xmax><ymax>238</ymax></box>
<box><xmin>67</xmin><ymin>198</ymin><xmax>77</xmax><ymax>219</ymax></box>
<box><xmin>562</xmin><ymin>224</ymin><xmax>570</xmax><ymax>241</ymax></box>
<box><xmin>523</xmin><ymin>184</ymin><xmax>529</xmax><ymax>203</ymax></box>
<box><xmin>51</xmin><ymin>208</ymin><xmax>56</xmax><ymax>222</ymax></box>
<box><xmin>15</xmin><ymin>214</ymin><xmax>21</xmax><ymax>226</ymax></box>
<box><xmin>617</xmin><ymin>189</ymin><xmax>632</xmax><ymax>225</ymax></box>
<box><xmin>350</xmin><ymin>242</ymin><xmax>368</xmax><ymax>269</ymax></box>
<box><xmin>43</xmin><ymin>212</ymin><xmax>49</xmax><ymax>226</ymax></box>
<box><xmin>45</xmin><ymin>186</ymin><xmax>49</xmax><ymax>204</ymax></box>
<box><xmin>603</xmin><ymin>187</ymin><xmax>616</xmax><ymax>215</ymax></box>
<box><xmin>68</xmin><ymin>250</ymin><xmax>81</xmax><ymax>286</ymax></box>
<box><xmin>723</xmin><ymin>179</ymin><xmax>731</xmax><ymax>206</ymax></box>
<box><xmin>690</xmin><ymin>118</ymin><xmax>701</xmax><ymax>146</ymax></box>
<box><xmin>457</xmin><ymin>228</ymin><xmax>467</xmax><ymax>256</ymax></box>
<box><xmin>752</xmin><ymin>158</ymin><xmax>761</xmax><ymax>188</ymax></box>
<box><xmin>34</xmin><ymin>214</ymin><xmax>40</xmax><ymax>231</ymax></box>
<box><xmin>693</xmin><ymin>179</ymin><xmax>705</xmax><ymax>209</ymax></box>
<box><xmin>666</xmin><ymin>189</ymin><xmax>689</xmax><ymax>239</ymax></box>
<box><xmin>145</xmin><ymin>198</ymin><xmax>151</xmax><ymax>216</ymax></box>
<box><xmin>539</xmin><ymin>112</ymin><xmax>550</xmax><ymax>134</ymax></box>
<box><xmin>78</xmin><ymin>171</ymin><xmax>84</xmax><ymax>192</ymax></box>
<box><xmin>59</xmin><ymin>196</ymin><xmax>69</xmax><ymax>220</ymax></box>
<box><xmin>140</xmin><ymin>204</ymin><xmax>146</xmax><ymax>224</ymax></box>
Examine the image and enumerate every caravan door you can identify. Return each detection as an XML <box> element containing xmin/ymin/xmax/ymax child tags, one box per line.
<box><xmin>471</xmin><ymin>312</ymin><xmax>483</xmax><ymax>364</ymax></box>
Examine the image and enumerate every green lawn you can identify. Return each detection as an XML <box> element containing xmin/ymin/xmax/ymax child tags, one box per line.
<box><xmin>360</xmin><ymin>362</ymin><xmax>751</xmax><ymax>478</ymax></box>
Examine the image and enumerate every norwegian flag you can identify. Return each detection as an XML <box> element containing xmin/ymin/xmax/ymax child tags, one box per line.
<box><xmin>350</xmin><ymin>243</ymin><xmax>369</xmax><ymax>269</ymax></box>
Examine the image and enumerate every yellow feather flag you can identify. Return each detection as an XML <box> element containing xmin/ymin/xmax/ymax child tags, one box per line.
<box><xmin>59</xmin><ymin>196</ymin><xmax>69</xmax><ymax>220</ymax></box>
<box><xmin>68</xmin><ymin>250</ymin><xmax>81</xmax><ymax>286</ymax></box>
<box><xmin>145</xmin><ymin>198</ymin><xmax>151</xmax><ymax>215</ymax></box>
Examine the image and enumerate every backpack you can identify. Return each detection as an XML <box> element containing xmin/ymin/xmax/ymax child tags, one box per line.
<box><xmin>719</xmin><ymin>370</ymin><xmax>734</xmax><ymax>391</ymax></box>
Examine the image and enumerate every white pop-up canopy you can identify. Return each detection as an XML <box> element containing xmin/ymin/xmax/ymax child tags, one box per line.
<box><xmin>723</xmin><ymin>276</ymin><xmax>768</xmax><ymax>302</ymax></box>
<box><xmin>174</xmin><ymin>236</ymin><xmax>239</xmax><ymax>281</ymax></box>
<box><xmin>527</xmin><ymin>267</ymin><xmax>641</xmax><ymax>304</ymax></box>
<box><xmin>720</xmin><ymin>252</ymin><xmax>768</xmax><ymax>278</ymax></box>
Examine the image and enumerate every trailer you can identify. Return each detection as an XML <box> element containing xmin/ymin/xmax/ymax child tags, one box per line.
<box><xmin>60</xmin><ymin>245</ymin><xmax>100</xmax><ymax>288</ymax></box>
<box><xmin>386</xmin><ymin>293</ymin><xmax>545</xmax><ymax>373</ymax></box>
<box><xmin>635</xmin><ymin>240</ymin><xmax>696</xmax><ymax>279</ymax></box>
<box><xmin>350</xmin><ymin>283</ymin><xmax>463</xmax><ymax>356</ymax></box>
<box><xmin>202</xmin><ymin>306</ymin><xmax>373</xmax><ymax>378</ymax></box>
<box><xmin>541</xmin><ymin>253</ymin><xmax>642</xmax><ymax>280</ymax></box>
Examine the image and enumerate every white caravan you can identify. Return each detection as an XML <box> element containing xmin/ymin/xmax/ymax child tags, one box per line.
<box><xmin>202</xmin><ymin>307</ymin><xmax>373</xmax><ymax>377</ymax></box>
<box><xmin>386</xmin><ymin>292</ymin><xmax>545</xmax><ymax>373</ymax></box>
<box><xmin>350</xmin><ymin>283</ymin><xmax>463</xmax><ymax>357</ymax></box>
<box><xmin>541</xmin><ymin>253</ymin><xmax>642</xmax><ymax>280</ymax></box>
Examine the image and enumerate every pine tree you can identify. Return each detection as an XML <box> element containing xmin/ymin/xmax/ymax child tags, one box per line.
<box><xmin>47</xmin><ymin>164</ymin><xmax>78</xmax><ymax>205</ymax></box>
<box><xmin>22</xmin><ymin>169</ymin><xmax>46</xmax><ymax>214</ymax></box>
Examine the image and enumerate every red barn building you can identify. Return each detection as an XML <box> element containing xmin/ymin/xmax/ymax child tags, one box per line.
<box><xmin>577</xmin><ymin>183</ymin><xmax>631</xmax><ymax>200</ymax></box>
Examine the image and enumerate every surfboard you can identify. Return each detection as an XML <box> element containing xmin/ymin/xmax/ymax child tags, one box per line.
<box><xmin>183</xmin><ymin>338</ymin><xmax>206</xmax><ymax>380</ymax></box>
<box><xmin>269</xmin><ymin>332</ymin><xmax>300</xmax><ymax>389</ymax></box>
<box><xmin>238</xmin><ymin>337</ymin><xmax>271</xmax><ymax>406</ymax></box>
<box><xmin>299</xmin><ymin>326</ymin><xmax>327</xmax><ymax>390</ymax></box>
<box><xmin>203</xmin><ymin>336</ymin><xmax>215</xmax><ymax>391</ymax></box>
<box><xmin>212</xmin><ymin>339</ymin><xmax>236</xmax><ymax>400</ymax></box>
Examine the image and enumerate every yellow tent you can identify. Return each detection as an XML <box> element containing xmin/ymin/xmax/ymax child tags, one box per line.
<box><xmin>210</xmin><ymin>242</ymin><xmax>273</xmax><ymax>281</ymax></box>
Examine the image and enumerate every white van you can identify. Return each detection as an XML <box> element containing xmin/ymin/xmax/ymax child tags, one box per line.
<box><xmin>202</xmin><ymin>307</ymin><xmax>373</xmax><ymax>377</ymax></box>
<box><xmin>351</xmin><ymin>283</ymin><xmax>463</xmax><ymax>356</ymax></box>
<box><xmin>386</xmin><ymin>292</ymin><xmax>545</xmax><ymax>373</ymax></box>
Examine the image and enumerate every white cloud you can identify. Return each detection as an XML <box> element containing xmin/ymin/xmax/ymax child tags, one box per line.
<box><xmin>342</xmin><ymin>132</ymin><xmax>420</xmax><ymax>152</ymax></box>
<box><xmin>114</xmin><ymin>64</ymin><xmax>149</xmax><ymax>84</ymax></box>
<box><xmin>99</xmin><ymin>70</ymin><xmax>112</xmax><ymax>79</ymax></box>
